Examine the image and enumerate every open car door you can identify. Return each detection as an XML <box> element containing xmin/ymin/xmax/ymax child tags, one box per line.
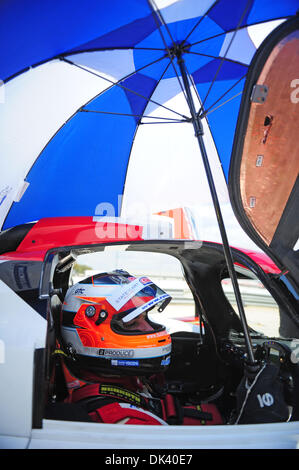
<box><xmin>229</xmin><ymin>17</ymin><xmax>299</xmax><ymax>295</ymax></box>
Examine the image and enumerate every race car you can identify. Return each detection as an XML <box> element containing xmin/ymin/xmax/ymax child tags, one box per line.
<box><xmin>0</xmin><ymin>216</ymin><xmax>299</xmax><ymax>448</ymax></box>
<box><xmin>0</xmin><ymin>1</ymin><xmax>299</xmax><ymax>450</ymax></box>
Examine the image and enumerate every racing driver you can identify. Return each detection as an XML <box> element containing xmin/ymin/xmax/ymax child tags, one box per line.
<box><xmin>55</xmin><ymin>270</ymin><xmax>222</xmax><ymax>425</ymax></box>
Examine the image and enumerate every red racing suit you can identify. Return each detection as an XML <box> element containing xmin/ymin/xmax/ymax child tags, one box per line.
<box><xmin>64</xmin><ymin>367</ymin><xmax>223</xmax><ymax>425</ymax></box>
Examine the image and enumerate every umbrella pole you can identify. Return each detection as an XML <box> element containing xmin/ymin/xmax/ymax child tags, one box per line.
<box><xmin>177</xmin><ymin>53</ymin><xmax>256</xmax><ymax>366</ymax></box>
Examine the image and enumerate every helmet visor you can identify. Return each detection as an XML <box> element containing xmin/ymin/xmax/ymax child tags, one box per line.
<box><xmin>106</xmin><ymin>276</ymin><xmax>171</xmax><ymax>323</ymax></box>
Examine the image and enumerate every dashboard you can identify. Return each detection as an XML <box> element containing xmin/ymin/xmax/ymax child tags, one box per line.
<box><xmin>220</xmin><ymin>332</ymin><xmax>299</xmax><ymax>417</ymax></box>
<box><xmin>221</xmin><ymin>332</ymin><xmax>298</xmax><ymax>369</ymax></box>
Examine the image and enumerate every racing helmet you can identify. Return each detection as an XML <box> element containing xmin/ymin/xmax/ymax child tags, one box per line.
<box><xmin>60</xmin><ymin>270</ymin><xmax>172</xmax><ymax>381</ymax></box>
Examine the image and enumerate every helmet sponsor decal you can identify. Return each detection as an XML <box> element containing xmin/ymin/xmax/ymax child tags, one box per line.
<box><xmin>140</xmin><ymin>277</ymin><xmax>151</xmax><ymax>284</ymax></box>
<box><xmin>161</xmin><ymin>355</ymin><xmax>171</xmax><ymax>366</ymax></box>
<box><xmin>74</xmin><ymin>288</ymin><xmax>85</xmax><ymax>295</ymax></box>
<box><xmin>111</xmin><ymin>360</ymin><xmax>140</xmax><ymax>367</ymax></box>
<box><xmin>162</xmin><ymin>344</ymin><xmax>172</xmax><ymax>355</ymax></box>
<box><xmin>107</xmin><ymin>276</ymin><xmax>153</xmax><ymax>311</ymax></box>
<box><xmin>98</xmin><ymin>348</ymin><xmax>134</xmax><ymax>358</ymax></box>
<box><xmin>147</xmin><ymin>330</ymin><xmax>168</xmax><ymax>339</ymax></box>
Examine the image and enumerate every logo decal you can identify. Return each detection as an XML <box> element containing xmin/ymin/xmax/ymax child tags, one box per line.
<box><xmin>161</xmin><ymin>355</ymin><xmax>171</xmax><ymax>366</ymax></box>
<box><xmin>99</xmin><ymin>385</ymin><xmax>142</xmax><ymax>405</ymax></box>
<box><xmin>140</xmin><ymin>277</ymin><xmax>152</xmax><ymax>285</ymax></box>
<box><xmin>257</xmin><ymin>393</ymin><xmax>274</xmax><ymax>408</ymax></box>
<box><xmin>111</xmin><ymin>360</ymin><xmax>139</xmax><ymax>367</ymax></box>
<box><xmin>74</xmin><ymin>288</ymin><xmax>85</xmax><ymax>295</ymax></box>
<box><xmin>98</xmin><ymin>349</ymin><xmax>134</xmax><ymax>358</ymax></box>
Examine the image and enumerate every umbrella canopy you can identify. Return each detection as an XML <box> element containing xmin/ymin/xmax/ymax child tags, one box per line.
<box><xmin>0</xmin><ymin>0</ymin><xmax>298</xmax><ymax>230</ymax></box>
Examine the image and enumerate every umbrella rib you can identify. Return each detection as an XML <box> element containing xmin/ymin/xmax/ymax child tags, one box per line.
<box><xmin>61</xmin><ymin>57</ymin><xmax>188</xmax><ymax>120</ymax></box>
<box><xmin>80</xmin><ymin>108</ymin><xmax>189</xmax><ymax>123</ymax></box>
<box><xmin>140</xmin><ymin>120</ymin><xmax>189</xmax><ymax>125</ymax></box>
<box><xmin>187</xmin><ymin>30</ymin><xmax>234</xmax><ymax>49</ymax></box>
<box><xmin>180</xmin><ymin>0</ymin><xmax>220</xmax><ymax>48</ymax></box>
<box><xmin>203</xmin><ymin>91</ymin><xmax>243</xmax><ymax>117</ymax></box>
<box><xmin>65</xmin><ymin>46</ymin><xmax>166</xmax><ymax>56</ymax></box>
<box><xmin>185</xmin><ymin>49</ymin><xmax>248</xmax><ymax>67</ymax></box>
<box><xmin>148</xmin><ymin>0</ymin><xmax>176</xmax><ymax>45</ymax></box>
<box><xmin>198</xmin><ymin>0</ymin><xmax>253</xmax><ymax>114</ymax></box>
<box><xmin>187</xmin><ymin>16</ymin><xmax>289</xmax><ymax>49</ymax></box>
<box><xmin>199</xmin><ymin>73</ymin><xmax>247</xmax><ymax>118</ymax></box>
<box><xmin>139</xmin><ymin>56</ymin><xmax>192</xmax><ymax>125</ymax></box>
<box><xmin>147</xmin><ymin>0</ymin><xmax>188</xmax><ymax>102</ymax></box>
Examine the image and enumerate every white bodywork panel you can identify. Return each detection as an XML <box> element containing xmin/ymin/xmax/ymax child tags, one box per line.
<box><xmin>28</xmin><ymin>420</ymin><xmax>299</xmax><ymax>449</ymax></box>
<box><xmin>0</xmin><ymin>279</ymin><xmax>47</xmax><ymax>446</ymax></box>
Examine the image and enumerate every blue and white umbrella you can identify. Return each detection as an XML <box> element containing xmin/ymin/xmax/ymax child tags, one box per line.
<box><xmin>0</xmin><ymin>0</ymin><xmax>297</xmax><ymax>230</ymax></box>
